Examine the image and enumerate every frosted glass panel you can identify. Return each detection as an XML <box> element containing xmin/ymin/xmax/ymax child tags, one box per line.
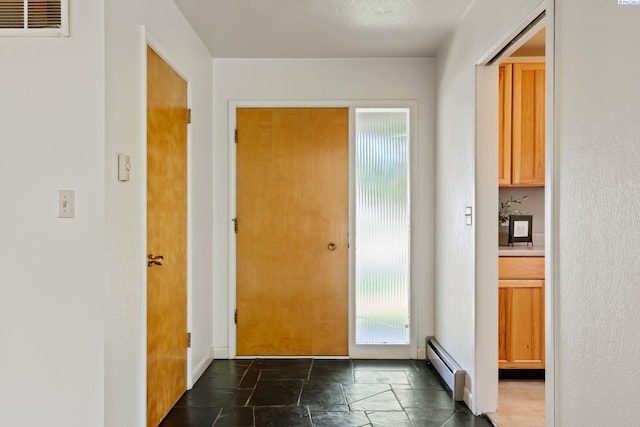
<box><xmin>355</xmin><ymin>108</ymin><xmax>410</xmax><ymax>345</ymax></box>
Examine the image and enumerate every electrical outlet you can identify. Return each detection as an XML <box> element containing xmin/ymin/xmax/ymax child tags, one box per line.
<box><xmin>57</xmin><ymin>190</ymin><xmax>75</xmax><ymax>218</ymax></box>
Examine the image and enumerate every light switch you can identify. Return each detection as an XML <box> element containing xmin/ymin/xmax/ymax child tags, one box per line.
<box><xmin>57</xmin><ymin>190</ymin><xmax>75</xmax><ymax>218</ymax></box>
<box><xmin>465</xmin><ymin>206</ymin><xmax>472</xmax><ymax>226</ymax></box>
<box><xmin>118</xmin><ymin>154</ymin><xmax>131</xmax><ymax>182</ymax></box>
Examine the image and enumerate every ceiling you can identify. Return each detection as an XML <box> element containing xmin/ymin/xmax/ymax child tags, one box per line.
<box><xmin>172</xmin><ymin>0</ymin><xmax>474</xmax><ymax>58</ymax></box>
<box><xmin>510</xmin><ymin>28</ymin><xmax>545</xmax><ymax>57</ymax></box>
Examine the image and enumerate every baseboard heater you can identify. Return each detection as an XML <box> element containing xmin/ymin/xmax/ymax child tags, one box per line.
<box><xmin>426</xmin><ymin>336</ymin><xmax>465</xmax><ymax>401</ymax></box>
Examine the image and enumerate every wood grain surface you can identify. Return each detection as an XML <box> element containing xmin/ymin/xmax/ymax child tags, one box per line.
<box><xmin>146</xmin><ymin>46</ymin><xmax>188</xmax><ymax>427</ymax></box>
<box><xmin>236</xmin><ymin>108</ymin><xmax>349</xmax><ymax>356</ymax></box>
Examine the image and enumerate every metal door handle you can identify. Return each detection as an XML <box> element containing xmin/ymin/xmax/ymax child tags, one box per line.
<box><xmin>147</xmin><ymin>254</ymin><xmax>164</xmax><ymax>267</ymax></box>
<box><xmin>328</xmin><ymin>242</ymin><xmax>337</xmax><ymax>251</ymax></box>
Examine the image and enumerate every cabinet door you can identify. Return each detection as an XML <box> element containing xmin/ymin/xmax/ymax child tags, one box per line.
<box><xmin>511</xmin><ymin>282</ymin><xmax>545</xmax><ymax>368</ymax></box>
<box><xmin>498</xmin><ymin>64</ymin><xmax>512</xmax><ymax>186</ymax></box>
<box><xmin>512</xmin><ymin>63</ymin><xmax>545</xmax><ymax>186</ymax></box>
<box><xmin>498</xmin><ymin>287</ymin><xmax>510</xmax><ymax>365</ymax></box>
<box><xmin>499</xmin><ymin>279</ymin><xmax>545</xmax><ymax>369</ymax></box>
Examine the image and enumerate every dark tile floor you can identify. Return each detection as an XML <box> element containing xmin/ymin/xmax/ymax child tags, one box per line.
<box><xmin>160</xmin><ymin>359</ymin><xmax>493</xmax><ymax>427</ymax></box>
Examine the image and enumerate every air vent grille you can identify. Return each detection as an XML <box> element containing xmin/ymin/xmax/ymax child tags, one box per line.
<box><xmin>0</xmin><ymin>2</ymin><xmax>24</xmax><ymax>29</ymax></box>
<box><xmin>28</xmin><ymin>1</ymin><xmax>62</xmax><ymax>28</ymax></box>
<box><xmin>0</xmin><ymin>0</ymin><xmax>67</xmax><ymax>35</ymax></box>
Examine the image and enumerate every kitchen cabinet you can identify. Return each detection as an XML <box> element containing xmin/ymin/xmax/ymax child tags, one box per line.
<box><xmin>498</xmin><ymin>256</ymin><xmax>545</xmax><ymax>369</ymax></box>
<box><xmin>498</xmin><ymin>63</ymin><xmax>545</xmax><ymax>187</ymax></box>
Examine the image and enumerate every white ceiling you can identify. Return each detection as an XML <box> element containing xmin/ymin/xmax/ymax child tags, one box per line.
<box><xmin>172</xmin><ymin>0</ymin><xmax>474</xmax><ymax>58</ymax></box>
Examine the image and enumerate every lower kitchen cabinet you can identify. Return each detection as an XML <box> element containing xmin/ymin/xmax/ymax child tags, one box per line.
<box><xmin>498</xmin><ymin>257</ymin><xmax>545</xmax><ymax>369</ymax></box>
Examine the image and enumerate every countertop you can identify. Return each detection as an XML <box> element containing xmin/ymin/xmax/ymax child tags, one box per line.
<box><xmin>498</xmin><ymin>245</ymin><xmax>545</xmax><ymax>257</ymax></box>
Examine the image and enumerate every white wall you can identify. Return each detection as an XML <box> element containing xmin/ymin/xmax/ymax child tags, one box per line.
<box><xmin>434</xmin><ymin>0</ymin><xmax>541</xmax><ymax>413</ymax></box>
<box><xmin>0</xmin><ymin>1</ymin><xmax>212</xmax><ymax>426</ymax></box>
<box><xmin>553</xmin><ymin>1</ymin><xmax>640</xmax><ymax>424</ymax></box>
<box><xmin>0</xmin><ymin>2</ymin><xmax>106</xmax><ymax>426</ymax></box>
<box><xmin>104</xmin><ymin>1</ymin><xmax>213</xmax><ymax>426</ymax></box>
<box><xmin>212</xmin><ymin>59</ymin><xmax>435</xmax><ymax>358</ymax></box>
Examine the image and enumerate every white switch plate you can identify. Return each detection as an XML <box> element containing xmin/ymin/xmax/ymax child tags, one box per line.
<box><xmin>465</xmin><ymin>206</ymin><xmax>472</xmax><ymax>225</ymax></box>
<box><xmin>57</xmin><ymin>190</ymin><xmax>75</xmax><ymax>218</ymax></box>
<box><xmin>118</xmin><ymin>154</ymin><xmax>131</xmax><ymax>182</ymax></box>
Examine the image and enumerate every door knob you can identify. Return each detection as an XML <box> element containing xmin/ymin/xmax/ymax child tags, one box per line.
<box><xmin>147</xmin><ymin>254</ymin><xmax>164</xmax><ymax>267</ymax></box>
<box><xmin>327</xmin><ymin>242</ymin><xmax>337</xmax><ymax>251</ymax></box>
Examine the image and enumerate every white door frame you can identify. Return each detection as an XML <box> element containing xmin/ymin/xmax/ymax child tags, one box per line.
<box><xmin>227</xmin><ymin>100</ymin><xmax>420</xmax><ymax>359</ymax></box>
<box><xmin>473</xmin><ymin>1</ymin><xmax>556</xmax><ymax>423</ymax></box>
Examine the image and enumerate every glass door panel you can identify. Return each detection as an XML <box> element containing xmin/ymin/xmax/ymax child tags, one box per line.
<box><xmin>355</xmin><ymin>108</ymin><xmax>410</xmax><ymax>345</ymax></box>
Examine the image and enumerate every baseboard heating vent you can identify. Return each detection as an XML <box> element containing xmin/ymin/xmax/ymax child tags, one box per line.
<box><xmin>426</xmin><ymin>336</ymin><xmax>465</xmax><ymax>401</ymax></box>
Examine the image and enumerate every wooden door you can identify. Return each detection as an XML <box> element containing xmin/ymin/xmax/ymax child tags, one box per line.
<box><xmin>236</xmin><ymin>108</ymin><xmax>349</xmax><ymax>356</ymax></box>
<box><xmin>510</xmin><ymin>283</ymin><xmax>544</xmax><ymax>367</ymax></box>
<box><xmin>498</xmin><ymin>287</ymin><xmax>509</xmax><ymax>365</ymax></box>
<box><xmin>146</xmin><ymin>46</ymin><xmax>188</xmax><ymax>427</ymax></box>
<box><xmin>498</xmin><ymin>279</ymin><xmax>545</xmax><ymax>369</ymax></box>
<box><xmin>512</xmin><ymin>63</ymin><xmax>545</xmax><ymax>186</ymax></box>
<box><xmin>498</xmin><ymin>64</ymin><xmax>512</xmax><ymax>186</ymax></box>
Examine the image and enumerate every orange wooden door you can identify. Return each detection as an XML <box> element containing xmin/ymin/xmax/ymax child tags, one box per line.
<box><xmin>236</xmin><ymin>108</ymin><xmax>349</xmax><ymax>356</ymax></box>
<box><xmin>512</xmin><ymin>62</ymin><xmax>545</xmax><ymax>186</ymax></box>
<box><xmin>146</xmin><ymin>46</ymin><xmax>188</xmax><ymax>427</ymax></box>
<box><xmin>510</xmin><ymin>283</ymin><xmax>545</xmax><ymax>368</ymax></box>
<box><xmin>498</xmin><ymin>63</ymin><xmax>512</xmax><ymax>186</ymax></box>
<box><xmin>498</xmin><ymin>287</ymin><xmax>509</xmax><ymax>365</ymax></box>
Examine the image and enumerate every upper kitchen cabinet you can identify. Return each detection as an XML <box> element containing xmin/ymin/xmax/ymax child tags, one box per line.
<box><xmin>499</xmin><ymin>63</ymin><xmax>545</xmax><ymax>187</ymax></box>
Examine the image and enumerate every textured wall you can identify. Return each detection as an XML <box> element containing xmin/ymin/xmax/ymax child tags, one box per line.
<box><xmin>554</xmin><ymin>0</ymin><xmax>640</xmax><ymax>424</ymax></box>
<box><xmin>435</xmin><ymin>0</ymin><xmax>542</xmax><ymax>414</ymax></box>
<box><xmin>438</xmin><ymin>0</ymin><xmax>640</xmax><ymax>421</ymax></box>
<box><xmin>0</xmin><ymin>2</ymin><xmax>106</xmax><ymax>425</ymax></box>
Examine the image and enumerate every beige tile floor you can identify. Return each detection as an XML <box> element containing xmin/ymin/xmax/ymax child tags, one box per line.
<box><xmin>487</xmin><ymin>380</ymin><xmax>545</xmax><ymax>427</ymax></box>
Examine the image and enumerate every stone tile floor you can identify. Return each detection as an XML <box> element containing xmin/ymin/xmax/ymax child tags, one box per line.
<box><xmin>160</xmin><ymin>359</ymin><xmax>493</xmax><ymax>427</ymax></box>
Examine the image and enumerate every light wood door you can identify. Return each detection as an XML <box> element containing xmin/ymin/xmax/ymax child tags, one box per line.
<box><xmin>498</xmin><ymin>256</ymin><xmax>545</xmax><ymax>369</ymax></box>
<box><xmin>498</xmin><ymin>281</ymin><xmax>545</xmax><ymax>369</ymax></box>
<box><xmin>146</xmin><ymin>46</ymin><xmax>188</xmax><ymax>427</ymax></box>
<box><xmin>236</xmin><ymin>108</ymin><xmax>349</xmax><ymax>356</ymax></box>
<box><xmin>510</xmin><ymin>283</ymin><xmax>544</xmax><ymax>368</ymax></box>
<box><xmin>498</xmin><ymin>64</ymin><xmax>513</xmax><ymax>186</ymax></box>
<box><xmin>498</xmin><ymin>287</ymin><xmax>509</xmax><ymax>365</ymax></box>
<box><xmin>512</xmin><ymin>63</ymin><xmax>545</xmax><ymax>186</ymax></box>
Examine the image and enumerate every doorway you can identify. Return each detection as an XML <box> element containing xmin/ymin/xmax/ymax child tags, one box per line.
<box><xmin>146</xmin><ymin>45</ymin><xmax>189</xmax><ymax>426</ymax></box>
<box><xmin>475</xmin><ymin>3</ymin><xmax>554</xmax><ymax>425</ymax></box>
<box><xmin>493</xmin><ymin>26</ymin><xmax>547</xmax><ymax>426</ymax></box>
<box><xmin>232</xmin><ymin>104</ymin><xmax>416</xmax><ymax>358</ymax></box>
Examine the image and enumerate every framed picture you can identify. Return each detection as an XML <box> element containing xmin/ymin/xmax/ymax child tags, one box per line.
<box><xmin>508</xmin><ymin>215</ymin><xmax>533</xmax><ymax>246</ymax></box>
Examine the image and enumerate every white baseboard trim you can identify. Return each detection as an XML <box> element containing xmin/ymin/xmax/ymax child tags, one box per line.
<box><xmin>213</xmin><ymin>346</ymin><xmax>229</xmax><ymax>359</ymax></box>
<box><xmin>464</xmin><ymin>384</ymin><xmax>473</xmax><ymax>413</ymax></box>
<box><xmin>191</xmin><ymin>348</ymin><xmax>215</xmax><ymax>387</ymax></box>
<box><xmin>417</xmin><ymin>346</ymin><xmax>426</xmax><ymax>360</ymax></box>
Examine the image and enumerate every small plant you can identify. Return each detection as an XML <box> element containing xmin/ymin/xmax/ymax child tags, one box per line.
<box><xmin>499</xmin><ymin>195</ymin><xmax>528</xmax><ymax>225</ymax></box>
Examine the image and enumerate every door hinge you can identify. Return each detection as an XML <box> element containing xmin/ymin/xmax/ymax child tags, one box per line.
<box><xmin>187</xmin><ymin>332</ymin><xmax>192</xmax><ymax>348</ymax></box>
<box><xmin>187</xmin><ymin>108</ymin><xmax>192</xmax><ymax>124</ymax></box>
<box><xmin>234</xmin><ymin>128</ymin><xmax>238</xmax><ymax>144</ymax></box>
<box><xmin>234</xmin><ymin>309</ymin><xmax>238</xmax><ymax>324</ymax></box>
<box><xmin>232</xmin><ymin>217</ymin><xmax>238</xmax><ymax>234</ymax></box>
